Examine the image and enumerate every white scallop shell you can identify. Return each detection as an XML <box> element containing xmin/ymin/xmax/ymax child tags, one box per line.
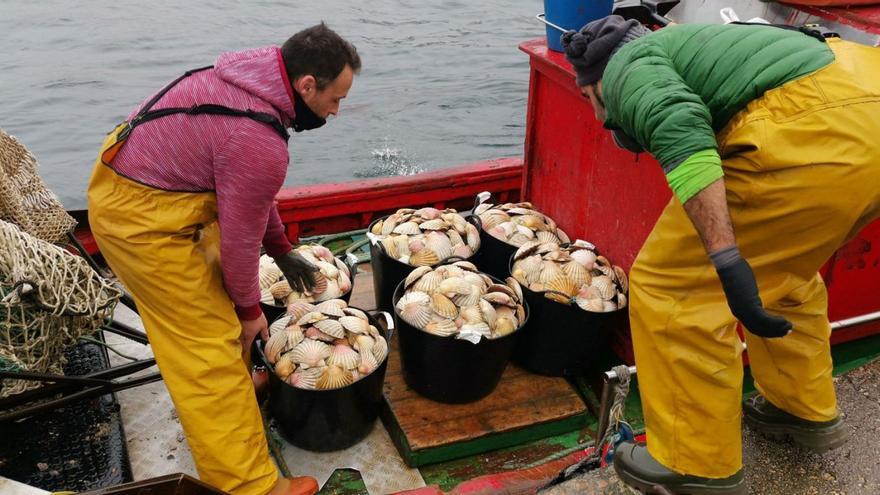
<box><xmin>316</xmin><ymin>299</ymin><xmax>347</xmax><ymax>318</ymax></box>
<box><xmin>313</xmin><ymin>319</ymin><xmax>346</xmax><ymax>339</ymax></box>
<box><xmin>327</xmin><ymin>344</ymin><xmax>361</xmax><ymax>370</ymax></box>
<box><xmin>289</xmin><ymin>339</ymin><xmax>331</xmax><ymax>368</ymax></box>
<box><xmin>339</xmin><ymin>315</ymin><xmax>369</xmax><ymax>334</ymax></box>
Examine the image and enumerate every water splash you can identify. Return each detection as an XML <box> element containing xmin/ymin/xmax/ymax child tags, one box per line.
<box><xmin>355</xmin><ymin>139</ymin><xmax>426</xmax><ymax>178</ymax></box>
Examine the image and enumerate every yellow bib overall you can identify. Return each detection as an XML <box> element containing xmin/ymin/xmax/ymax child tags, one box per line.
<box><xmin>87</xmin><ymin>68</ymin><xmax>288</xmax><ymax>494</ymax></box>
<box><xmin>629</xmin><ymin>38</ymin><xmax>880</xmax><ymax>478</ymax></box>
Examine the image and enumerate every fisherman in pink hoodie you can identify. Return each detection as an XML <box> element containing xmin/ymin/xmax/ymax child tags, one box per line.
<box><xmin>87</xmin><ymin>23</ymin><xmax>360</xmax><ymax>495</ymax></box>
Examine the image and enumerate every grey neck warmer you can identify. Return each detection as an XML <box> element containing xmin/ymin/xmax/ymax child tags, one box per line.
<box><xmin>562</xmin><ymin>15</ymin><xmax>649</xmax><ymax>87</ymax></box>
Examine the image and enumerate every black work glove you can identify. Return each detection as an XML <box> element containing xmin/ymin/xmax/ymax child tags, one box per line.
<box><xmin>711</xmin><ymin>246</ymin><xmax>792</xmax><ymax>338</ymax></box>
<box><xmin>273</xmin><ymin>250</ymin><xmax>319</xmax><ymax>293</ymax></box>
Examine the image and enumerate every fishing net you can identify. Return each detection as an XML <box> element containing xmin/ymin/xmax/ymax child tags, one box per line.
<box><xmin>0</xmin><ymin>128</ymin><xmax>122</xmax><ymax>398</ymax></box>
<box><xmin>0</xmin><ymin>219</ymin><xmax>123</xmax><ymax>397</ymax></box>
<box><xmin>0</xmin><ymin>128</ymin><xmax>76</xmax><ymax>244</ymax></box>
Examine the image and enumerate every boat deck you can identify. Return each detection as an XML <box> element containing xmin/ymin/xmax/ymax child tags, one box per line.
<box><xmin>6</xmin><ymin>264</ymin><xmax>880</xmax><ymax>494</ymax></box>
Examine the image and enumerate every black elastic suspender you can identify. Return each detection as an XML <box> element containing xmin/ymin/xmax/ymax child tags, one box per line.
<box><xmin>729</xmin><ymin>21</ymin><xmax>834</xmax><ymax>43</ymax></box>
<box><xmin>119</xmin><ymin>65</ymin><xmax>290</xmax><ymax>142</ymax></box>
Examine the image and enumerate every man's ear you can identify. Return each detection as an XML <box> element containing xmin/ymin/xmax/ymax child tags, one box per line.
<box><xmin>294</xmin><ymin>75</ymin><xmax>317</xmax><ymax>95</ymax></box>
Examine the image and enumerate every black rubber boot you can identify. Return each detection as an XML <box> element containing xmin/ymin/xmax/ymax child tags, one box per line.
<box><xmin>613</xmin><ymin>441</ymin><xmax>746</xmax><ymax>494</ymax></box>
<box><xmin>743</xmin><ymin>394</ymin><xmax>851</xmax><ymax>453</ymax></box>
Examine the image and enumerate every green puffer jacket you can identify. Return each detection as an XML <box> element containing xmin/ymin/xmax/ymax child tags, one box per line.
<box><xmin>602</xmin><ymin>23</ymin><xmax>834</xmax><ymax>202</ymax></box>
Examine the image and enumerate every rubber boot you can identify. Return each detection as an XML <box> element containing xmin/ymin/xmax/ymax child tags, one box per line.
<box><xmin>284</xmin><ymin>476</ymin><xmax>319</xmax><ymax>495</ymax></box>
<box><xmin>613</xmin><ymin>441</ymin><xmax>746</xmax><ymax>494</ymax></box>
<box><xmin>743</xmin><ymin>394</ymin><xmax>851</xmax><ymax>453</ymax></box>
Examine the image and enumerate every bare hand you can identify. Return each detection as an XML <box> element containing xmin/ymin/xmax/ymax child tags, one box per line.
<box><xmin>240</xmin><ymin>313</ymin><xmax>269</xmax><ymax>357</ymax></box>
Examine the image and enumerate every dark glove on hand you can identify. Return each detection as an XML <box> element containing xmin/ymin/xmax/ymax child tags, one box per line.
<box><xmin>711</xmin><ymin>246</ymin><xmax>792</xmax><ymax>338</ymax></box>
<box><xmin>273</xmin><ymin>250</ymin><xmax>319</xmax><ymax>293</ymax></box>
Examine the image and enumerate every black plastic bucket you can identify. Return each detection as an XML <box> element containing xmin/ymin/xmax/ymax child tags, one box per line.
<box><xmin>468</xmin><ymin>214</ymin><xmax>517</xmax><ymax>281</ymax></box>
<box><xmin>260</xmin><ymin>255</ymin><xmax>357</xmax><ymax>323</ymax></box>
<box><xmin>254</xmin><ymin>309</ymin><xmax>394</xmax><ymax>452</ymax></box>
<box><xmin>368</xmin><ymin>215</ymin><xmax>480</xmax><ymax>312</ymax></box>
<box><xmin>508</xmin><ymin>254</ymin><xmax>627</xmax><ymax>376</ymax></box>
<box><xmin>392</xmin><ymin>273</ymin><xmax>528</xmax><ymax>404</ymax></box>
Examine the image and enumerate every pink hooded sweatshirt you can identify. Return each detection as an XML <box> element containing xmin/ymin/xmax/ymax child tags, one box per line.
<box><xmin>111</xmin><ymin>46</ymin><xmax>296</xmax><ymax>320</ymax></box>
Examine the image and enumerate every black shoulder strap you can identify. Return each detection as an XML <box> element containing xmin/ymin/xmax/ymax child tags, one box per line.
<box><xmin>729</xmin><ymin>21</ymin><xmax>831</xmax><ymax>43</ymax></box>
<box><xmin>123</xmin><ymin>65</ymin><xmax>289</xmax><ymax>142</ymax></box>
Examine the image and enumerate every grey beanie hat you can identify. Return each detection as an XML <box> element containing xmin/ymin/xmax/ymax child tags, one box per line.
<box><xmin>562</xmin><ymin>15</ymin><xmax>649</xmax><ymax>86</ymax></box>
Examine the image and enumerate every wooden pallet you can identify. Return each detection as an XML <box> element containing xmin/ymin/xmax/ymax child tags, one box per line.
<box><xmin>349</xmin><ymin>266</ymin><xmax>591</xmax><ymax>467</ymax></box>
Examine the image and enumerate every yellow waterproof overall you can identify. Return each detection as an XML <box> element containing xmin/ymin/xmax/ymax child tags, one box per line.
<box><xmin>87</xmin><ymin>68</ymin><xmax>288</xmax><ymax>495</ymax></box>
<box><xmin>630</xmin><ymin>38</ymin><xmax>880</xmax><ymax>478</ymax></box>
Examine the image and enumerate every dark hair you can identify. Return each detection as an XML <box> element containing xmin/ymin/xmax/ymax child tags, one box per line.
<box><xmin>281</xmin><ymin>23</ymin><xmax>361</xmax><ymax>90</ymax></box>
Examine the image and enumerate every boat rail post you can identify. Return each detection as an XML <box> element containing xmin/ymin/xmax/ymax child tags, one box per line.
<box><xmin>595</xmin><ymin>365</ymin><xmax>637</xmax><ymax>446</ymax></box>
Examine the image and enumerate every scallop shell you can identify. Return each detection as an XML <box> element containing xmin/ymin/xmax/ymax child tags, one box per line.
<box><xmin>431</xmin><ymin>293</ymin><xmax>459</xmax><ymax>319</ymax></box>
<box><xmin>287</xmin><ymin>301</ymin><xmax>318</xmax><ymax>320</ymax></box>
<box><xmin>570</xmin><ymin>248</ymin><xmax>598</xmax><ymax>270</ymax></box>
<box><xmin>269</xmin><ymin>315</ymin><xmax>293</xmax><ymax>336</ymax></box>
<box><xmin>358</xmin><ymin>351</ymin><xmax>379</xmax><ymax>375</ymax></box>
<box><xmin>354</xmin><ymin>334</ymin><xmax>375</xmax><ymax>354</ymax></box>
<box><xmin>508</xmin><ymin>233</ymin><xmax>532</xmax><ymax>247</ymax></box>
<box><xmin>297</xmin><ymin>311</ymin><xmax>327</xmax><ymax>326</ymax></box>
<box><xmin>426</xmin><ymin>232</ymin><xmax>453</xmax><ymax>260</ymax></box>
<box><xmin>536</xmin><ymin>231</ymin><xmax>560</xmax><ymax>244</ymax></box>
<box><xmin>538</xmin><ymin>261</ymin><xmax>564</xmax><ymax>285</ymax></box>
<box><xmin>602</xmin><ymin>300</ymin><xmax>618</xmax><ymax>312</ymax></box>
<box><xmin>547</xmin><ymin>274</ymin><xmax>579</xmax><ymax>298</ymax></box>
<box><xmin>372</xmin><ymin>335</ymin><xmax>389</xmax><ymax>363</ymax></box>
<box><xmin>414</xmin><ymin>270</ymin><xmax>444</xmax><ymax>293</ymax></box>
<box><xmin>343</xmin><ymin>307</ymin><xmax>369</xmax><ymax>320</ymax></box>
<box><xmin>513</xmin><ymin>240</ymin><xmax>542</xmax><ymax>261</ymax></box>
<box><xmin>397</xmin><ymin>291</ymin><xmax>433</xmax><ymax>328</ymax></box>
<box><xmin>393</xmin><ymin>221</ymin><xmax>422</xmax><ymax>235</ymax></box>
<box><xmin>265</xmin><ymin>330</ymin><xmax>291</xmax><ymax>364</ymax></box>
<box><xmin>260</xmin><ymin>288</ymin><xmax>277</xmax><ymax>305</ymax></box>
<box><xmin>480</xmin><ymin>299</ymin><xmax>497</xmax><ymax>329</ymax></box>
<box><xmin>513</xmin><ymin>214</ymin><xmax>545</xmax><ymax>231</ymax></box>
<box><xmin>305</xmin><ymin>326</ymin><xmax>337</xmax><ymax>342</ymax></box>
<box><xmin>316</xmin><ymin>365</ymin><xmax>354</xmax><ymax>390</ymax></box>
<box><xmin>483</xmin><ymin>291</ymin><xmax>516</xmax><ymax>307</ymax></box>
<box><xmin>493</xmin><ymin>315</ymin><xmax>518</xmax><ymax>338</ymax></box>
<box><xmin>316</xmin><ymin>299</ymin><xmax>347</xmax><ymax>318</ymax></box>
<box><xmin>465</xmin><ymin>222</ymin><xmax>481</xmax><ymax>251</ymax></box>
<box><xmin>505</xmin><ymin>277</ymin><xmax>524</xmax><ymax>302</ymax></box>
<box><xmin>405</xmin><ymin>266</ymin><xmax>433</xmax><ymax>289</ymax></box>
<box><xmin>314</xmin><ymin>319</ymin><xmax>346</xmax><ymax>339</ymax></box>
<box><xmin>459</xmin><ymin>305</ymin><xmax>484</xmax><ymax>324</ymax></box>
<box><xmin>339</xmin><ymin>315</ymin><xmax>369</xmax><ymax>334</ymax></box>
<box><xmin>337</xmin><ymin>273</ymin><xmax>353</xmax><ymax>294</ymax></box>
<box><xmin>395</xmin><ymin>234</ymin><xmax>412</xmax><ymax>259</ymax></box>
<box><xmin>516</xmin><ymin>255</ymin><xmax>544</xmax><ymax>284</ymax></box>
<box><xmin>381</xmin><ymin>236</ymin><xmax>400</xmax><ymax>259</ymax></box>
<box><xmin>563</xmin><ymin>261</ymin><xmax>591</xmax><ymax>287</ymax></box>
<box><xmin>419</xmin><ymin>219</ymin><xmax>447</xmax><ymax>231</ymax></box>
<box><xmin>452</xmin><ymin>243</ymin><xmax>474</xmax><ymax>258</ymax></box>
<box><xmin>335</xmin><ymin>256</ymin><xmax>352</xmax><ymax>278</ymax></box>
<box><xmin>327</xmin><ymin>344</ymin><xmax>361</xmax><ymax>370</ymax></box>
<box><xmin>575</xmin><ymin>296</ymin><xmax>605</xmax><ymax>313</ymax></box>
<box><xmin>316</xmin><ymin>261</ymin><xmax>339</xmax><ymax>281</ymax></box>
<box><xmin>414</xmin><ymin>207</ymin><xmax>442</xmax><ymax>220</ymax></box>
<box><xmin>274</xmin><ymin>353</ymin><xmax>295</xmax><ymax>379</ymax></box>
<box><xmin>437</xmin><ymin>277</ymin><xmax>472</xmax><ymax>296</ymax></box>
<box><xmin>447</xmin><ymin>229</ymin><xmax>464</xmax><ymax>247</ymax></box>
<box><xmin>259</xmin><ymin>264</ymin><xmax>283</xmax><ymax>290</ymax></box>
<box><xmin>290</xmin><ymin>339</ymin><xmax>331</xmax><ymax>368</ymax></box>
<box><xmin>453</xmin><ymin>285</ymin><xmax>483</xmax><ymax>307</ymax></box>
<box><xmin>315</xmin><ymin>279</ymin><xmax>344</xmax><ymax>302</ymax></box>
<box><xmin>617</xmin><ymin>292</ymin><xmax>628</xmax><ymax>308</ymax></box>
<box><xmin>410</xmin><ymin>249</ymin><xmax>440</xmax><ymax>267</ymax></box>
<box><xmin>287</xmin><ymin>367</ymin><xmax>322</xmax><ymax>390</ymax></box>
<box><xmin>285</xmin><ymin>326</ymin><xmax>305</xmax><ymax>349</ymax></box>
<box><xmin>613</xmin><ymin>266</ymin><xmax>629</xmax><ymax>294</ymax></box>
<box><xmin>425</xmin><ymin>319</ymin><xmax>459</xmax><ymax>337</ymax></box>
<box><xmin>309</xmin><ymin>272</ymin><xmax>329</xmax><ymax>295</ymax></box>
<box><xmin>591</xmin><ymin>275</ymin><xmax>616</xmax><ymax>300</ymax></box>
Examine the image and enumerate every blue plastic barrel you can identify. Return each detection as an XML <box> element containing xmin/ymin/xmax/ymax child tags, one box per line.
<box><xmin>542</xmin><ymin>0</ymin><xmax>614</xmax><ymax>52</ymax></box>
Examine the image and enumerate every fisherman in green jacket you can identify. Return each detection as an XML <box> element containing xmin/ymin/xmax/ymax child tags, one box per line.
<box><xmin>563</xmin><ymin>16</ymin><xmax>880</xmax><ymax>494</ymax></box>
